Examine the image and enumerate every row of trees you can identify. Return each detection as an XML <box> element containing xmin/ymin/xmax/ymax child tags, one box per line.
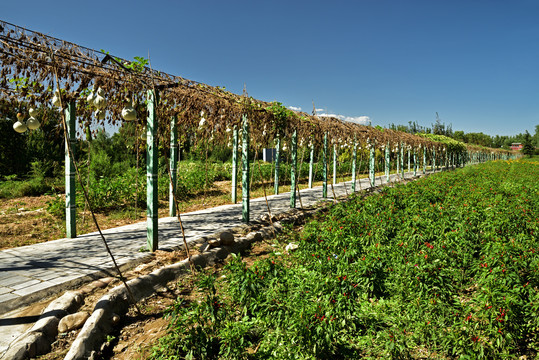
<box><xmin>389</xmin><ymin>119</ymin><xmax>539</xmax><ymax>151</ymax></box>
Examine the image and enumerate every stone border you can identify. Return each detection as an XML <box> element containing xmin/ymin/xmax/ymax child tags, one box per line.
<box><xmin>1</xmin><ymin>291</ymin><xmax>82</xmax><ymax>359</ymax></box>
<box><xmin>64</xmin><ymin>223</ymin><xmax>280</xmax><ymax>360</ymax></box>
<box><xmin>64</xmin><ymin>203</ymin><xmax>333</xmax><ymax>360</ymax></box>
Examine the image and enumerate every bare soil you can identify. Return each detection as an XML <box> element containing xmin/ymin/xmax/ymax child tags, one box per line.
<box><xmin>0</xmin><ymin>176</ymin><xmax>333</xmax><ymax>250</ymax></box>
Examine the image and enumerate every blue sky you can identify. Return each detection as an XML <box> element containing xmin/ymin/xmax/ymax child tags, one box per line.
<box><xmin>3</xmin><ymin>0</ymin><xmax>539</xmax><ymax>136</ymax></box>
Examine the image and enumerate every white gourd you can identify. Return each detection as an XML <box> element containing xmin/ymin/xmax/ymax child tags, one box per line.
<box><xmin>87</xmin><ymin>92</ymin><xmax>95</xmax><ymax>103</ymax></box>
<box><xmin>52</xmin><ymin>89</ymin><xmax>62</xmax><ymax>107</ymax></box>
<box><xmin>198</xmin><ymin>117</ymin><xmax>206</xmax><ymax>128</ymax></box>
<box><xmin>121</xmin><ymin>102</ymin><xmax>137</xmax><ymax>121</ymax></box>
<box><xmin>29</xmin><ymin>108</ymin><xmax>39</xmax><ymax>117</ymax></box>
<box><xmin>26</xmin><ymin>117</ymin><xmax>41</xmax><ymax>130</ymax></box>
<box><xmin>93</xmin><ymin>88</ymin><xmax>107</xmax><ymax>110</ymax></box>
<box><xmin>13</xmin><ymin>120</ymin><xmax>27</xmax><ymax>133</ymax></box>
<box><xmin>94</xmin><ymin>110</ymin><xmax>106</xmax><ymax>120</ymax></box>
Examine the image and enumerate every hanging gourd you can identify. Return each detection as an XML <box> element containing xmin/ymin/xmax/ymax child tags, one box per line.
<box><xmin>140</xmin><ymin>127</ymin><xmax>147</xmax><ymax>140</ymax></box>
<box><xmin>86</xmin><ymin>91</ymin><xmax>96</xmax><ymax>103</ymax></box>
<box><xmin>52</xmin><ymin>89</ymin><xmax>62</xmax><ymax>107</ymax></box>
<box><xmin>198</xmin><ymin>111</ymin><xmax>206</xmax><ymax>129</ymax></box>
<box><xmin>13</xmin><ymin>113</ymin><xmax>27</xmax><ymax>133</ymax></box>
<box><xmin>93</xmin><ymin>88</ymin><xmax>107</xmax><ymax>110</ymax></box>
<box><xmin>94</xmin><ymin>109</ymin><xmax>106</xmax><ymax>120</ymax></box>
<box><xmin>26</xmin><ymin>108</ymin><xmax>41</xmax><ymax>130</ymax></box>
<box><xmin>121</xmin><ymin>100</ymin><xmax>137</xmax><ymax>121</ymax></box>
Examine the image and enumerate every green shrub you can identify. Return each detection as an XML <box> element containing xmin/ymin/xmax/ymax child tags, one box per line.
<box><xmin>0</xmin><ymin>176</ymin><xmax>52</xmax><ymax>198</ymax></box>
<box><xmin>46</xmin><ymin>195</ymin><xmax>65</xmax><ymax>219</ymax></box>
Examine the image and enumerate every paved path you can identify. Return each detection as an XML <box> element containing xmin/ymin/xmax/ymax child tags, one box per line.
<box><xmin>0</xmin><ymin>169</ymin><xmax>434</xmax><ymax>353</ymax></box>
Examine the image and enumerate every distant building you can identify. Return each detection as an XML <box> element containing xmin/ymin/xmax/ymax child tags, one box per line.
<box><xmin>510</xmin><ymin>143</ymin><xmax>523</xmax><ymax>151</ymax></box>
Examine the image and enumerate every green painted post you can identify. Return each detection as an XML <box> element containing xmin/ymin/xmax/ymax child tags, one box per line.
<box><xmin>400</xmin><ymin>143</ymin><xmax>404</xmax><ymax>179</ymax></box>
<box><xmin>169</xmin><ymin>116</ymin><xmax>178</xmax><ymax>217</ymax></box>
<box><xmin>369</xmin><ymin>144</ymin><xmax>375</xmax><ymax>187</ymax></box>
<box><xmin>308</xmin><ymin>140</ymin><xmax>314</xmax><ymax>188</ymax></box>
<box><xmin>146</xmin><ymin>89</ymin><xmax>158</xmax><ymax>251</ymax></box>
<box><xmin>423</xmin><ymin>147</ymin><xmax>426</xmax><ymax>174</ymax></box>
<box><xmin>323</xmin><ymin>133</ymin><xmax>328</xmax><ymax>198</ymax></box>
<box><xmin>396</xmin><ymin>146</ymin><xmax>400</xmax><ymax>178</ymax></box>
<box><xmin>385</xmin><ymin>141</ymin><xmax>391</xmax><ymax>183</ymax></box>
<box><xmin>231</xmin><ymin>126</ymin><xmax>238</xmax><ymax>203</ymax></box>
<box><xmin>413</xmin><ymin>148</ymin><xmax>417</xmax><ymax>176</ymax></box>
<box><xmin>333</xmin><ymin>144</ymin><xmax>337</xmax><ymax>185</ymax></box>
<box><xmin>407</xmin><ymin>148</ymin><xmax>411</xmax><ymax>173</ymax></box>
<box><xmin>241</xmin><ymin>114</ymin><xmax>250</xmax><ymax>223</ymax></box>
<box><xmin>290</xmin><ymin>130</ymin><xmax>297</xmax><ymax>208</ymax></box>
<box><xmin>65</xmin><ymin>101</ymin><xmax>76</xmax><ymax>239</ymax></box>
<box><xmin>352</xmin><ymin>142</ymin><xmax>357</xmax><ymax>192</ymax></box>
<box><xmin>432</xmin><ymin>148</ymin><xmax>436</xmax><ymax>173</ymax></box>
<box><xmin>274</xmin><ymin>137</ymin><xmax>280</xmax><ymax>195</ymax></box>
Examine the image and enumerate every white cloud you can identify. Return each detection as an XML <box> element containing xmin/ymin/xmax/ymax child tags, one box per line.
<box><xmin>315</xmin><ymin>108</ymin><xmax>325</xmax><ymax>113</ymax></box>
<box><xmin>288</xmin><ymin>106</ymin><xmax>302</xmax><ymax>111</ymax></box>
<box><xmin>318</xmin><ymin>113</ymin><xmax>371</xmax><ymax>126</ymax></box>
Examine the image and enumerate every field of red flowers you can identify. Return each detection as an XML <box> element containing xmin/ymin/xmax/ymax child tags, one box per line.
<box><xmin>151</xmin><ymin>159</ymin><xmax>538</xmax><ymax>359</ymax></box>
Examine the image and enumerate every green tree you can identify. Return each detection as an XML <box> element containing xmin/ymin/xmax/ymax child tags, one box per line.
<box><xmin>521</xmin><ymin>131</ymin><xmax>535</xmax><ymax>157</ymax></box>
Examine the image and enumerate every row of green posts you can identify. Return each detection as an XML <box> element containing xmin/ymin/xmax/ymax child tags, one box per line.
<box><xmin>63</xmin><ymin>99</ymin><xmax>516</xmax><ymax>251</ymax></box>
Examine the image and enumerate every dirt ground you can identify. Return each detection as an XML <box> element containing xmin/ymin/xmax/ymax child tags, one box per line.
<box><xmin>0</xmin><ymin>177</ymin><xmax>329</xmax><ymax>250</ymax></box>
<box><xmin>0</xmin><ymin>181</ymin><xmax>235</xmax><ymax>250</ymax></box>
<box><xmin>33</xmin><ymin>239</ymin><xmax>275</xmax><ymax>360</ymax></box>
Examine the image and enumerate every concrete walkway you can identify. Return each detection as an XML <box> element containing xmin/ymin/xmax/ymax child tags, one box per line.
<box><xmin>0</xmin><ymin>170</ymin><xmax>431</xmax><ymax>354</ymax></box>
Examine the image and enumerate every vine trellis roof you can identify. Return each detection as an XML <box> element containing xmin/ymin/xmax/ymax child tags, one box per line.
<box><xmin>0</xmin><ymin>20</ymin><xmax>510</xmax><ymax>154</ymax></box>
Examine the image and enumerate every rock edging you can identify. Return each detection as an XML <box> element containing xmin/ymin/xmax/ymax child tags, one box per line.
<box><xmin>1</xmin><ymin>291</ymin><xmax>82</xmax><ymax>360</ymax></box>
<box><xmin>64</xmin><ymin>222</ymin><xmax>284</xmax><ymax>360</ymax></box>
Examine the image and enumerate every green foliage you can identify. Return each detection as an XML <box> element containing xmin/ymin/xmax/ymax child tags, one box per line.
<box><xmin>124</xmin><ymin>56</ymin><xmax>149</xmax><ymax>73</ymax></box>
<box><xmin>416</xmin><ymin>133</ymin><xmax>467</xmax><ymax>153</ymax></box>
<box><xmin>0</xmin><ymin>177</ymin><xmax>52</xmax><ymax>198</ymax></box>
<box><xmin>82</xmin><ymin>167</ymin><xmax>146</xmax><ymax>211</ymax></box>
<box><xmin>521</xmin><ymin>131</ymin><xmax>535</xmax><ymax>157</ymax></box>
<box><xmin>266</xmin><ymin>102</ymin><xmax>296</xmax><ymax>136</ymax></box>
<box><xmin>153</xmin><ymin>160</ymin><xmax>539</xmax><ymax>359</ymax></box>
<box><xmin>0</xmin><ymin>105</ymin><xmax>64</xmax><ymax>177</ymax></box>
<box><xmin>46</xmin><ymin>195</ymin><xmax>65</xmax><ymax>219</ymax></box>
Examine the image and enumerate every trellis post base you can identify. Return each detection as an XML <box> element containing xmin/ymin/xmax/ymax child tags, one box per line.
<box><xmin>169</xmin><ymin>116</ymin><xmax>178</xmax><ymax>217</ymax></box>
<box><xmin>323</xmin><ymin>133</ymin><xmax>328</xmax><ymax>198</ymax></box>
<box><xmin>290</xmin><ymin>130</ymin><xmax>297</xmax><ymax>208</ymax></box>
<box><xmin>231</xmin><ymin>126</ymin><xmax>238</xmax><ymax>203</ymax></box>
<box><xmin>241</xmin><ymin>115</ymin><xmax>250</xmax><ymax>223</ymax></box>
<box><xmin>65</xmin><ymin>101</ymin><xmax>76</xmax><ymax>239</ymax></box>
<box><xmin>146</xmin><ymin>89</ymin><xmax>158</xmax><ymax>252</ymax></box>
